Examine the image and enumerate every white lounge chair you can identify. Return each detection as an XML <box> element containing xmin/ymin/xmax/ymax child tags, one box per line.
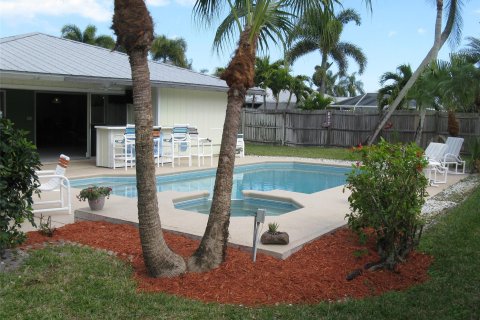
<box><xmin>442</xmin><ymin>137</ymin><xmax>466</xmax><ymax>174</ymax></box>
<box><xmin>236</xmin><ymin>133</ymin><xmax>245</xmax><ymax>157</ymax></box>
<box><xmin>33</xmin><ymin>154</ymin><xmax>72</xmax><ymax>214</ymax></box>
<box><xmin>424</xmin><ymin>142</ymin><xmax>448</xmax><ymax>185</ymax></box>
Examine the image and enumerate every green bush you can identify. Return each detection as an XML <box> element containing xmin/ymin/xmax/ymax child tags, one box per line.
<box><xmin>0</xmin><ymin>118</ymin><xmax>41</xmax><ymax>254</ymax></box>
<box><xmin>466</xmin><ymin>136</ymin><xmax>480</xmax><ymax>173</ymax></box>
<box><xmin>298</xmin><ymin>92</ymin><xmax>333</xmax><ymax>110</ymax></box>
<box><xmin>345</xmin><ymin>139</ymin><xmax>429</xmax><ymax>270</ymax></box>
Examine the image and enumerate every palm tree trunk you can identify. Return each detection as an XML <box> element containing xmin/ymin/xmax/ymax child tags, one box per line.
<box><xmin>414</xmin><ymin>108</ymin><xmax>427</xmax><ymax>145</ymax></box>
<box><xmin>367</xmin><ymin>0</ymin><xmax>459</xmax><ymax>145</ymax></box>
<box><xmin>113</xmin><ymin>0</ymin><xmax>186</xmax><ymax>278</ymax></box>
<box><xmin>188</xmin><ymin>28</ymin><xmax>257</xmax><ymax>272</ymax></box>
<box><xmin>318</xmin><ymin>53</ymin><xmax>329</xmax><ymax>96</ymax></box>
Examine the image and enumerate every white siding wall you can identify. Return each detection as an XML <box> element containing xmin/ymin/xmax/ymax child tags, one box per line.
<box><xmin>156</xmin><ymin>87</ymin><xmax>227</xmax><ymax>154</ymax></box>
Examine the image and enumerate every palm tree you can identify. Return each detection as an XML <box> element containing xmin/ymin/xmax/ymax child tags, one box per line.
<box><xmin>461</xmin><ymin>36</ymin><xmax>480</xmax><ymax>109</ymax></box>
<box><xmin>254</xmin><ymin>56</ymin><xmax>283</xmax><ymax>108</ymax></box>
<box><xmin>367</xmin><ymin>0</ymin><xmax>465</xmax><ymax>145</ymax></box>
<box><xmin>287</xmin><ymin>8</ymin><xmax>367</xmax><ymax>95</ymax></box>
<box><xmin>377</xmin><ymin>64</ymin><xmax>413</xmax><ymax>110</ymax></box>
<box><xmin>338</xmin><ymin>72</ymin><xmax>365</xmax><ymax>97</ymax></box>
<box><xmin>150</xmin><ymin>35</ymin><xmax>191</xmax><ymax>68</ymax></box>
<box><xmin>461</xmin><ymin>36</ymin><xmax>480</xmax><ymax>64</ymax></box>
<box><xmin>112</xmin><ymin>0</ymin><xmax>186</xmax><ymax>277</ymax></box>
<box><xmin>315</xmin><ymin>69</ymin><xmax>347</xmax><ymax>97</ymax></box>
<box><xmin>187</xmin><ymin>0</ymin><xmax>341</xmax><ymax>273</ymax></box>
<box><xmin>61</xmin><ymin>24</ymin><xmax>116</xmax><ymax>50</ymax></box>
<box><xmin>286</xmin><ymin>75</ymin><xmax>312</xmax><ymax>108</ymax></box>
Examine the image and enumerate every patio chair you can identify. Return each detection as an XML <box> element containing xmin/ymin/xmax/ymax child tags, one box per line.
<box><xmin>163</xmin><ymin>124</ymin><xmax>191</xmax><ymax>167</ymax></box>
<box><xmin>124</xmin><ymin>124</ymin><xmax>136</xmax><ymax>170</ymax></box>
<box><xmin>33</xmin><ymin>154</ymin><xmax>72</xmax><ymax>214</ymax></box>
<box><xmin>189</xmin><ymin>126</ymin><xmax>213</xmax><ymax>167</ymax></box>
<box><xmin>441</xmin><ymin>137</ymin><xmax>465</xmax><ymax>174</ymax></box>
<box><xmin>236</xmin><ymin>133</ymin><xmax>245</xmax><ymax>157</ymax></box>
<box><xmin>153</xmin><ymin>126</ymin><xmax>162</xmax><ymax>167</ymax></box>
<box><xmin>424</xmin><ymin>142</ymin><xmax>448</xmax><ymax>185</ymax></box>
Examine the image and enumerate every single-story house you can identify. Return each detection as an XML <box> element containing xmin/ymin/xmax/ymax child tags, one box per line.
<box><xmin>0</xmin><ymin>33</ymin><xmax>263</xmax><ymax>161</ymax></box>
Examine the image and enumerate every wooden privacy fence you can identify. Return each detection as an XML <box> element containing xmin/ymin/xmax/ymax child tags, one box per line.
<box><xmin>241</xmin><ymin>109</ymin><xmax>480</xmax><ymax>152</ymax></box>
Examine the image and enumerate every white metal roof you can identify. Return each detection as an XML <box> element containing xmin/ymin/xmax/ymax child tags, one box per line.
<box><xmin>0</xmin><ymin>33</ymin><xmax>263</xmax><ymax>94</ymax></box>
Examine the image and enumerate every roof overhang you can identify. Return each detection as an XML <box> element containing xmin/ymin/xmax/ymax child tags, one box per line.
<box><xmin>1</xmin><ymin>70</ymin><xmax>265</xmax><ymax>95</ymax></box>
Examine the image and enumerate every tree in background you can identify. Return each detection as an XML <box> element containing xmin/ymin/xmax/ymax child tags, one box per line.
<box><xmin>187</xmin><ymin>0</ymin><xmax>340</xmax><ymax>273</ymax></box>
<box><xmin>377</xmin><ymin>64</ymin><xmax>413</xmax><ymax>110</ymax></box>
<box><xmin>286</xmin><ymin>74</ymin><xmax>312</xmax><ymax>108</ymax></box>
<box><xmin>61</xmin><ymin>24</ymin><xmax>116</xmax><ymax>50</ymax></box>
<box><xmin>338</xmin><ymin>72</ymin><xmax>365</xmax><ymax>97</ymax></box>
<box><xmin>150</xmin><ymin>35</ymin><xmax>192</xmax><ymax>69</ymax></box>
<box><xmin>367</xmin><ymin>0</ymin><xmax>465</xmax><ymax>145</ymax></box>
<box><xmin>112</xmin><ymin>0</ymin><xmax>186</xmax><ymax>277</ymax></box>
<box><xmin>287</xmin><ymin>8</ymin><xmax>367</xmax><ymax>95</ymax></box>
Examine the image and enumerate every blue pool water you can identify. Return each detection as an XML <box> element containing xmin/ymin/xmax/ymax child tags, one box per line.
<box><xmin>71</xmin><ymin>162</ymin><xmax>349</xmax><ymax>216</ymax></box>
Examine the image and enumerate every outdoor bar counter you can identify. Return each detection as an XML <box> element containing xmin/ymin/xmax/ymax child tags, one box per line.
<box><xmin>95</xmin><ymin>126</ymin><xmax>126</xmax><ymax>168</ymax></box>
<box><xmin>95</xmin><ymin>125</ymin><xmax>170</xmax><ymax>168</ymax></box>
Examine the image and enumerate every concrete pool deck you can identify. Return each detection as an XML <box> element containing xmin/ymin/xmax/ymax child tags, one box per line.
<box><xmin>27</xmin><ymin>156</ymin><xmax>467</xmax><ymax>259</ymax></box>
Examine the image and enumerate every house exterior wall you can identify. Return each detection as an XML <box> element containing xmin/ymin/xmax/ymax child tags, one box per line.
<box><xmin>156</xmin><ymin>87</ymin><xmax>227</xmax><ymax>154</ymax></box>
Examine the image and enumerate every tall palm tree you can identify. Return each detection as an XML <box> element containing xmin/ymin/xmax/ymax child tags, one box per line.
<box><xmin>338</xmin><ymin>72</ymin><xmax>365</xmax><ymax>97</ymax></box>
<box><xmin>377</xmin><ymin>64</ymin><xmax>413</xmax><ymax>110</ymax></box>
<box><xmin>150</xmin><ymin>35</ymin><xmax>191</xmax><ymax>68</ymax></box>
<box><xmin>287</xmin><ymin>8</ymin><xmax>367</xmax><ymax>95</ymax></box>
<box><xmin>367</xmin><ymin>0</ymin><xmax>465</xmax><ymax>145</ymax></box>
<box><xmin>61</xmin><ymin>24</ymin><xmax>116</xmax><ymax>50</ymax></box>
<box><xmin>187</xmin><ymin>0</ymin><xmax>340</xmax><ymax>273</ymax></box>
<box><xmin>112</xmin><ymin>0</ymin><xmax>186</xmax><ymax>277</ymax></box>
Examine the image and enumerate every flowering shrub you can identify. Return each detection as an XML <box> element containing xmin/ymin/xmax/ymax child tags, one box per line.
<box><xmin>77</xmin><ymin>186</ymin><xmax>112</xmax><ymax>201</ymax></box>
<box><xmin>345</xmin><ymin>139</ymin><xmax>429</xmax><ymax>270</ymax></box>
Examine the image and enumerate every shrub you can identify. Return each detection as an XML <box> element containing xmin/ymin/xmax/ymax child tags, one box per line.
<box><xmin>345</xmin><ymin>139</ymin><xmax>429</xmax><ymax>270</ymax></box>
<box><xmin>466</xmin><ymin>136</ymin><xmax>480</xmax><ymax>173</ymax></box>
<box><xmin>0</xmin><ymin>118</ymin><xmax>41</xmax><ymax>254</ymax></box>
<box><xmin>298</xmin><ymin>92</ymin><xmax>333</xmax><ymax>110</ymax></box>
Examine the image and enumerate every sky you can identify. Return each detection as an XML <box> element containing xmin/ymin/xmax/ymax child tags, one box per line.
<box><xmin>0</xmin><ymin>0</ymin><xmax>478</xmax><ymax>92</ymax></box>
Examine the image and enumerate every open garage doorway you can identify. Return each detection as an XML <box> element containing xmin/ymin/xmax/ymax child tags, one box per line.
<box><xmin>36</xmin><ymin>92</ymin><xmax>87</xmax><ymax>161</ymax></box>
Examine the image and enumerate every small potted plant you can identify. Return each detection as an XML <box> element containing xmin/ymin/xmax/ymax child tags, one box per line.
<box><xmin>77</xmin><ymin>186</ymin><xmax>112</xmax><ymax>211</ymax></box>
<box><xmin>260</xmin><ymin>222</ymin><xmax>289</xmax><ymax>245</ymax></box>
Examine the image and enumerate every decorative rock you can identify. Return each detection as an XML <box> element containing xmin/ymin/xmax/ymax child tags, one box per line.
<box><xmin>260</xmin><ymin>231</ymin><xmax>289</xmax><ymax>245</ymax></box>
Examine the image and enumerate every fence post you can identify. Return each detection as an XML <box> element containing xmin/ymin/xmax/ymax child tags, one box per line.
<box><xmin>282</xmin><ymin>111</ymin><xmax>286</xmax><ymax>145</ymax></box>
<box><xmin>241</xmin><ymin>108</ymin><xmax>245</xmax><ymax>135</ymax></box>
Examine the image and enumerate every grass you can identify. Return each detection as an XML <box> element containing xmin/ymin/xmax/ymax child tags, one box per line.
<box><xmin>245</xmin><ymin>143</ymin><xmax>360</xmax><ymax>161</ymax></box>
<box><xmin>1</xmin><ymin>186</ymin><xmax>479</xmax><ymax>319</ymax></box>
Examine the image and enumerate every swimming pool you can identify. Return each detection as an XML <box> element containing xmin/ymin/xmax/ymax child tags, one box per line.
<box><xmin>71</xmin><ymin>162</ymin><xmax>350</xmax><ymax>216</ymax></box>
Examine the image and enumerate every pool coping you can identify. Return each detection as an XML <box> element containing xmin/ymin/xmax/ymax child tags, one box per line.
<box><xmin>73</xmin><ymin>160</ymin><xmax>354</xmax><ymax>259</ymax></box>
<box><xmin>51</xmin><ymin>156</ymin><xmax>463</xmax><ymax>261</ymax></box>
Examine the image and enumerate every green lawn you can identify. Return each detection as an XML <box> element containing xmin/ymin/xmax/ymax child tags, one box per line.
<box><xmin>1</xmin><ymin>187</ymin><xmax>479</xmax><ymax>319</ymax></box>
<box><xmin>245</xmin><ymin>143</ymin><xmax>360</xmax><ymax>161</ymax></box>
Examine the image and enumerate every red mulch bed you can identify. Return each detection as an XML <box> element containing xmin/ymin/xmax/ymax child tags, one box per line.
<box><xmin>23</xmin><ymin>221</ymin><xmax>433</xmax><ymax>306</ymax></box>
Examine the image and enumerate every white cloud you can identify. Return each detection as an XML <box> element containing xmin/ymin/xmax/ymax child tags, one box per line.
<box><xmin>475</xmin><ymin>9</ymin><xmax>480</xmax><ymax>14</ymax></box>
<box><xmin>0</xmin><ymin>0</ymin><xmax>112</xmax><ymax>21</ymax></box>
<box><xmin>417</xmin><ymin>28</ymin><xmax>426</xmax><ymax>35</ymax></box>
<box><xmin>388</xmin><ymin>31</ymin><xmax>397</xmax><ymax>38</ymax></box>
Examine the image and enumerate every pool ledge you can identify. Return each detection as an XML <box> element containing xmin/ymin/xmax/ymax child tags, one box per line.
<box><xmin>75</xmin><ymin>185</ymin><xmax>351</xmax><ymax>260</ymax></box>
